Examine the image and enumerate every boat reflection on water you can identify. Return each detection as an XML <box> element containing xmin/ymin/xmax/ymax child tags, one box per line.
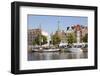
<box><xmin>28</xmin><ymin>48</ymin><xmax>88</xmax><ymax>61</ymax></box>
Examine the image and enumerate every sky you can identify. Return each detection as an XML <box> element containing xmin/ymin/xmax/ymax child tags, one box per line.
<box><xmin>28</xmin><ymin>15</ymin><xmax>88</xmax><ymax>35</ymax></box>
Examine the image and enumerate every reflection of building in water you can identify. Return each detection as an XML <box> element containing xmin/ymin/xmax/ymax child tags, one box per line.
<box><xmin>28</xmin><ymin>29</ymin><xmax>49</xmax><ymax>45</ymax></box>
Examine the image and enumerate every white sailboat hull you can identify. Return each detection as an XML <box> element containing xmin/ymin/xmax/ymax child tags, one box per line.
<box><xmin>68</xmin><ymin>48</ymin><xmax>83</xmax><ymax>53</ymax></box>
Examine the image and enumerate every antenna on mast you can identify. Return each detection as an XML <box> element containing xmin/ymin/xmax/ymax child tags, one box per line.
<box><xmin>39</xmin><ymin>23</ymin><xmax>41</xmax><ymax>30</ymax></box>
<box><xmin>57</xmin><ymin>17</ymin><xmax>60</xmax><ymax>32</ymax></box>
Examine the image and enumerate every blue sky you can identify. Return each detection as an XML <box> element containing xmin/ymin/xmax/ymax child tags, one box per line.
<box><xmin>28</xmin><ymin>15</ymin><xmax>88</xmax><ymax>35</ymax></box>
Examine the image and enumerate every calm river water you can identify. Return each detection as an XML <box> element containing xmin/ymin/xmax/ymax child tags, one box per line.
<box><xmin>28</xmin><ymin>50</ymin><xmax>88</xmax><ymax>61</ymax></box>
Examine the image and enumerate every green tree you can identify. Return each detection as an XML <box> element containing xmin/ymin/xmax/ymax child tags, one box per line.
<box><xmin>51</xmin><ymin>34</ymin><xmax>61</xmax><ymax>45</ymax></box>
<box><xmin>82</xmin><ymin>34</ymin><xmax>88</xmax><ymax>42</ymax></box>
<box><xmin>32</xmin><ymin>34</ymin><xmax>48</xmax><ymax>45</ymax></box>
<box><xmin>35</xmin><ymin>34</ymin><xmax>42</xmax><ymax>45</ymax></box>
<box><xmin>67</xmin><ymin>33</ymin><xmax>76</xmax><ymax>45</ymax></box>
<box><xmin>32</xmin><ymin>39</ymin><xmax>37</xmax><ymax>45</ymax></box>
<box><xmin>41</xmin><ymin>35</ymin><xmax>48</xmax><ymax>45</ymax></box>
